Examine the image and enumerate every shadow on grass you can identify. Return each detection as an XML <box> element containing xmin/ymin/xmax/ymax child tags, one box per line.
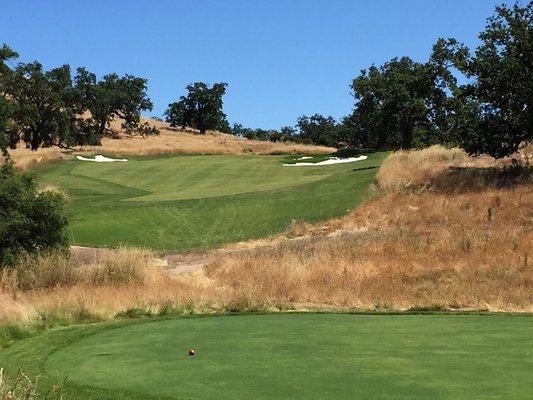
<box><xmin>351</xmin><ymin>166</ymin><xmax>378</xmax><ymax>172</ymax></box>
<box><xmin>430</xmin><ymin>161</ymin><xmax>532</xmax><ymax>192</ymax></box>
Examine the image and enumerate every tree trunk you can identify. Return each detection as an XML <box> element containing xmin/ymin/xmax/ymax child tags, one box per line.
<box><xmin>97</xmin><ymin>119</ymin><xmax>107</xmax><ymax>137</ymax></box>
<box><xmin>198</xmin><ymin>115</ymin><xmax>206</xmax><ymax>134</ymax></box>
<box><xmin>30</xmin><ymin>121</ymin><xmax>42</xmax><ymax>150</ymax></box>
<box><xmin>376</xmin><ymin>130</ymin><xmax>387</xmax><ymax>149</ymax></box>
<box><xmin>401</xmin><ymin>118</ymin><xmax>413</xmax><ymax>149</ymax></box>
<box><xmin>30</xmin><ymin>131</ymin><xmax>40</xmax><ymax>150</ymax></box>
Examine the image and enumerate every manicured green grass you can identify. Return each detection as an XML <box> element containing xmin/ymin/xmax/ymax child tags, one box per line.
<box><xmin>35</xmin><ymin>153</ymin><xmax>387</xmax><ymax>251</ymax></box>
<box><xmin>1</xmin><ymin>314</ymin><xmax>531</xmax><ymax>399</ymax></box>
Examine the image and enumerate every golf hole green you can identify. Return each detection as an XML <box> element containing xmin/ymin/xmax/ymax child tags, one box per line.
<box><xmin>43</xmin><ymin>314</ymin><xmax>532</xmax><ymax>399</ymax></box>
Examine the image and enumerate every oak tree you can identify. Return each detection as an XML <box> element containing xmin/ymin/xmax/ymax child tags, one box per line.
<box><xmin>431</xmin><ymin>2</ymin><xmax>532</xmax><ymax>158</ymax></box>
<box><xmin>165</xmin><ymin>82</ymin><xmax>228</xmax><ymax>134</ymax></box>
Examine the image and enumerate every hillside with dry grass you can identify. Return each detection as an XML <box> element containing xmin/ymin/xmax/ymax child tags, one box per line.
<box><xmin>1</xmin><ymin>146</ymin><xmax>531</xmax><ymax>345</ymax></box>
<box><xmin>209</xmin><ymin>146</ymin><xmax>532</xmax><ymax>311</ymax></box>
<box><xmin>5</xmin><ymin>117</ymin><xmax>333</xmax><ymax>170</ymax></box>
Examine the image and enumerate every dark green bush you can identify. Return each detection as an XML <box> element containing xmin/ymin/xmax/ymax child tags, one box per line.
<box><xmin>0</xmin><ymin>162</ymin><xmax>69</xmax><ymax>267</ymax></box>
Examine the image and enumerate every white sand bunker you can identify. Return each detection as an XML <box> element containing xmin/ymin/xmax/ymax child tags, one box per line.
<box><xmin>76</xmin><ymin>155</ymin><xmax>128</xmax><ymax>163</ymax></box>
<box><xmin>283</xmin><ymin>155</ymin><xmax>367</xmax><ymax>167</ymax></box>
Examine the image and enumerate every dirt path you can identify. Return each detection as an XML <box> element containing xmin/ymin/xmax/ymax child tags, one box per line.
<box><xmin>70</xmin><ymin>245</ymin><xmax>210</xmax><ymax>275</ymax></box>
<box><xmin>164</xmin><ymin>253</ymin><xmax>211</xmax><ymax>275</ymax></box>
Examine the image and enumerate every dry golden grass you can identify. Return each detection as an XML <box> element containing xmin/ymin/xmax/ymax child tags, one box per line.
<box><xmin>376</xmin><ymin>145</ymin><xmax>531</xmax><ymax>192</ymax></box>
<box><xmin>0</xmin><ymin>247</ymin><xmax>181</xmax><ymax>323</ymax></box>
<box><xmin>5</xmin><ymin>117</ymin><xmax>333</xmax><ymax>170</ymax></box>
<box><xmin>207</xmin><ymin>185</ymin><xmax>532</xmax><ymax>311</ymax></box>
<box><xmin>0</xmin><ymin>146</ymin><xmax>531</xmax><ymax>333</ymax></box>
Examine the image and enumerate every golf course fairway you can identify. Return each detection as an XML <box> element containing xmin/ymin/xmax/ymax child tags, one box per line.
<box><xmin>35</xmin><ymin>153</ymin><xmax>387</xmax><ymax>251</ymax></box>
<box><xmin>22</xmin><ymin>314</ymin><xmax>530</xmax><ymax>399</ymax></box>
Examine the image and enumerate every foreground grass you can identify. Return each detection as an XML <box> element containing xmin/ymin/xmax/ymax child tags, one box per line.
<box><xmin>35</xmin><ymin>153</ymin><xmax>386</xmax><ymax>251</ymax></box>
<box><xmin>1</xmin><ymin>313</ymin><xmax>532</xmax><ymax>399</ymax></box>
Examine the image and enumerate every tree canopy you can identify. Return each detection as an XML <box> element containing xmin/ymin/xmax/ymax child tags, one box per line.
<box><xmin>0</xmin><ymin>44</ymin><xmax>19</xmax><ymax>155</ymax></box>
<box><xmin>296</xmin><ymin>114</ymin><xmax>338</xmax><ymax>147</ymax></box>
<box><xmin>229</xmin><ymin>123</ymin><xmax>294</xmax><ymax>142</ymax></box>
<box><xmin>349</xmin><ymin>57</ymin><xmax>449</xmax><ymax>150</ymax></box>
<box><xmin>430</xmin><ymin>1</ymin><xmax>532</xmax><ymax>158</ymax></box>
<box><xmin>165</xmin><ymin>82</ymin><xmax>229</xmax><ymax>134</ymax></box>
<box><xmin>0</xmin><ymin>162</ymin><xmax>68</xmax><ymax>267</ymax></box>
<box><xmin>0</xmin><ymin>44</ymin><xmax>157</xmax><ymax>154</ymax></box>
<box><xmin>5</xmin><ymin>62</ymin><xmax>78</xmax><ymax>150</ymax></box>
<box><xmin>75</xmin><ymin>68</ymin><xmax>156</xmax><ymax>144</ymax></box>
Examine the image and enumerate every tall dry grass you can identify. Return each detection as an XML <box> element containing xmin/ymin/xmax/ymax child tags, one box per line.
<box><xmin>0</xmin><ymin>248</ymin><xmax>176</xmax><ymax>321</ymax></box>
<box><xmin>0</xmin><ymin>368</ymin><xmax>63</xmax><ymax>399</ymax></box>
<box><xmin>0</xmin><ymin>368</ymin><xmax>37</xmax><ymax>400</ymax></box>
<box><xmin>4</xmin><ymin>248</ymin><xmax>161</xmax><ymax>292</ymax></box>
<box><xmin>207</xmin><ymin>185</ymin><xmax>532</xmax><ymax>311</ymax></box>
<box><xmin>0</xmin><ymin>146</ymin><xmax>531</xmax><ymax>345</ymax></box>
<box><xmin>376</xmin><ymin>145</ymin><xmax>532</xmax><ymax>192</ymax></box>
<box><xmin>5</xmin><ymin>117</ymin><xmax>333</xmax><ymax>170</ymax></box>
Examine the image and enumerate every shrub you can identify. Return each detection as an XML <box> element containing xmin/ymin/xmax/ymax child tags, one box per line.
<box><xmin>0</xmin><ymin>162</ymin><xmax>68</xmax><ymax>267</ymax></box>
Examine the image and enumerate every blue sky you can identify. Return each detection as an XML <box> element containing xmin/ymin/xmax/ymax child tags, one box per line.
<box><xmin>1</xmin><ymin>0</ymin><xmax>507</xmax><ymax>129</ymax></box>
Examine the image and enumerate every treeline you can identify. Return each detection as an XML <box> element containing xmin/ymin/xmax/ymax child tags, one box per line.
<box><xmin>343</xmin><ymin>2</ymin><xmax>531</xmax><ymax>158</ymax></box>
<box><xmin>1</xmin><ymin>2</ymin><xmax>531</xmax><ymax>160</ymax></box>
<box><xmin>0</xmin><ymin>46</ymin><xmax>157</xmax><ymax>156</ymax></box>
<box><xmin>164</xmin><ymin>2</ymin><xmax>531</xmax><ymax>158</ymax></box>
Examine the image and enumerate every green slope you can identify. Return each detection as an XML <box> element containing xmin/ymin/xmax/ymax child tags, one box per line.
<box><xmin>35</xmin><ymin>153</ymin><xmax>387</xmax><ymax>251</ymax></box>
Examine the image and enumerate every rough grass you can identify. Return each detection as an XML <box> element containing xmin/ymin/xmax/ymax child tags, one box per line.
<box><xmin>207</xmin><ymin>184</ymin><xmax>532</xmax><ymax>311</ymax></box>
<box><xmin>0</xmin><ymin>368</ymin><xmax>63</xmax><ymax>400</ymax></box>
<box><xmin>0</xmin><ymin>247</ymin><xmax>175</xmax><ymax>343</ymax></box>
<box><xmin>3</xmin><ymin>247</ymin><xmax>162</xmax><ymax>292</ymax></box>
<box><xmin>5</xmin><ymin>117</ymin><xmax>333</xmax><ymax>170</ymax></box>
<box><xmin>376</xmin><ymin>145</ymin><xmax>532</xmax><ymax>191</ymax></box>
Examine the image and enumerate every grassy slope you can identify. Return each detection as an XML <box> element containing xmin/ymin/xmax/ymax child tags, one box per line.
<box><xmin>1</xmin><ymin>314</ymin><xmax>532</xmax><ymax>400</ymax></box>
<box><xmin>35</xmin><ymin>153</ymin><xmax>387</xmax><ymax>251</ymax></box>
